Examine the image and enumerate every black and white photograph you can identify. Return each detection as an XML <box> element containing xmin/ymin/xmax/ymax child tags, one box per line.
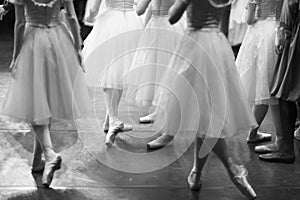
<box><xmin>0</xmin><ymin>0</ymin><xmax>299</xmax><ymax>199</ymax></box>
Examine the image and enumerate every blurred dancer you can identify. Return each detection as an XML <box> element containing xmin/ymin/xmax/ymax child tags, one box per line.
<box><xmin>228</xmin><ymin>0</ymin><xmax>248</xmax><ymax>56</ymax></box>
<box><xmin>236</xmin><ymin>0</ymin><xmax>283</xmax><ymax>144</ymax></box>
<box><xmin>126</xmin><ymin>0</ymin><xmax>186</xmax><ymax>149</ymax></box>
<box><xmin>1</xmin><ymin>0</ymin><xmax>89</xmax><ymax>187</ymax></box>
<box><xmin>0</xmin><ymin>0</ymin><xmax>13</xmax><ymax>20</ymax></box>
<box><xmin>259</xmin><ymin>0</ymin><xmax>300</xmax><ymax>163</ymax></box>
<box><xmin>83</xmin><ymin>0</ymin><xmax>143</xmax><ymax>147</ymax></box>
<box><xmin>153</xmin><ymin>0</ymin><xmax>257</xmax><ymax>199</ymax></box>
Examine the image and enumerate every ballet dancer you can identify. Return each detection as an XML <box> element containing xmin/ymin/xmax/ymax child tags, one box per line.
<box><xmin>236</xmin><ymin>0</ymin><xmax>283</xmax><ymax>144</ymax></box>
<box><xmin>83</xmin><ymin>0</ymin><xmax>143</xmax><ymax>147</ymax></box>
<box><xmin>2</xmin><ymin>0</ymin><xmax>89</xmax><ymax>187</ymax></box>
<box><xmin>258</xmin><ymin>0</ymin><xmax>300</xmax><ymax>163</ymax></box>
<box><xmin>153</xmin><ymin>0</ymin><xmax>257</xmax><ymax>199</ymax></box>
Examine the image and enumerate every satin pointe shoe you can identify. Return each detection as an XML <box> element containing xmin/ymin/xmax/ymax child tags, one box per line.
<box><xmin>104</xmin><ymin>117</ymin><xmax>133</xmax><ymax>134</ymax></box>
<box><xmin>247</xmin><ymin>132</ymin><xmax>272</xmax><ymax>143</ymax></box>
<box><xmin>254</xmin><ymin>143</ymin><xmax>279</xmax><ymax>154</ymax></box>
<box><xmin>139</xmin><ymin>115</ymin><xmax>154</xmax><ymax>124</ymax></box>
<box><xmin>147</xmin><ymin>133</ymin><xmax>174</xmax><ymax>149</ymax></box>
<box><xmin>230</xmin><ymin>165</ymin><xmax>257</xmax><ymax>200</ymax></box>
<box><xmin>259</xmin><ymin>152</ymin><xmax>295</xmax><ymax>164</ymax></box>
<box><xmin>187</xmin><ymin>169</ymin><xmax>202</xmax><ymax>191</ymax></box>
<box><xmin>105</xmin><ymin>121</ymin><xmax>130</xmax><ymax>147</ymax></box>
<box><xmin>31</xmin><ymin>156</ymin><xmax>45</xmax><ymax>173</ymax></box>
<box><xmin>42</xmin><ymin>154</ymin><xmax>62</xmax><ymax>188</ymax></box>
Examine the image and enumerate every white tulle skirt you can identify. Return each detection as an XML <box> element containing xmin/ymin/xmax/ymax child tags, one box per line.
<box><xmin>154</xmin><ymin>28</ymin><xmax>257</xmax><ymax>138</ymax></box>
<box><xmin>82</xmin><ymin>8</ymin><xmax>143</xmax><ymax>89</ymax></box>
<box><xmin>1</xmin><ymin>24</ymin><xmax>90</xmax><ymax>125</ymax></box>
<box><xmin>236</xmin><ymin>19</ymin><xmax>279</xmax><ymax>105</ymax></box>
<box><xmin>127</xmin><ymin>15</ymin><xmax>186</xmax><ymax>106</ymax></box>
<box><xmin>228</xmin><ymin>0</ymin><xmax>248</xmax><ymax>46</ymax></box>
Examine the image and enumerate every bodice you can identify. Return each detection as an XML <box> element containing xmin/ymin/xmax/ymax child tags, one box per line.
<box><xmin>254</xmin><ymin>0</ymin><xmax>284</xmax><ymax>20</ymax></box>
<box><xmin>20</xmin><ymin>0</ymin><xmax>64</xmax><ymax>28</ymax></box>
<box><xmin>151</xmin><ymin>0</ymin><xmax>175</xmax><ymax>16</ymax></box>
<box><xmin>187</xmin><ymin>0</ymin><xmax>224</xmax><ymax>29</ymax></box>
<box><xmin>105</xmin><ymin>0</ymin><xmax>134</xmax><ymax>11</ymax></box>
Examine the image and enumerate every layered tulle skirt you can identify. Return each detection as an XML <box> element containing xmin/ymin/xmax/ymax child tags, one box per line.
<box><xmin>127</xmin><ymin>16</ymin><xmax>186</xmax><ymax>106</ymax></box>
<box><xmin>236</xmin><ymin>19</ymin><xmax>279</xmax><ymax>105</ymax></box>
<box><xmin>82</xmin><ymin>8</ymin><xmax>143</xmax><ymax>89</ymax></box>
<box><xmin>228</xmin><ymin>0</ymin><xmax>248</xmax><ymax>46</ymax></box>
<box><xmin>154</xmin><ymin>28</ymin><xmax>257</xmax><ymax>138</ymax></box>
<box><xmin>1</xmin><ymin>24</ymin><xmax>90</xmax><ymax>125</ymax></box>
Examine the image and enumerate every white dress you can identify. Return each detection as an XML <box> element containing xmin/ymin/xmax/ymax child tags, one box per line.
<box><xmin>236</xmin><ymin>0</ymin><xmax>282</xmax><ymax>105</ymax></box>
<box><xmin>82</xmin><ymin>0</ymin><xmax>144</xmax><ymax>89</ymax></box>
<box><xmin>2</xmin><ymin>0</ymin><xmax>90</xmax><ymax>125</ymax></box>
<box><xmin>153</xmin><ymin>0</ymin><xmax>257</xmax><ymax>138</ymax></box>
<box><xmin>228</xmin><ymin>0</ymin><xmax>248</xmax><ymax>46</ymax></box>
<box><xmin>127</xmin><ymin>0</ymin><xmax>186</xmax><ymax>106</ymax></box>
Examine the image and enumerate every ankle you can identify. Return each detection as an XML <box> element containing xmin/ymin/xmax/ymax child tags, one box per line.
<box><xmin>44</xmin><ymin>147</ymin><xmax>57</xmax><ymax>161</ymax></box>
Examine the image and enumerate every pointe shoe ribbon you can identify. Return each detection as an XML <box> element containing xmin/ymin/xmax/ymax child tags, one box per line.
<box><xmin>42</xmin><ymin>155</ymin><xmax>62</xmax><ymax>188</ymax></box>
<box><xmin>230</xmin><ymin>165</ymin><xmax>257</xmax><ymax>200</ymax></box>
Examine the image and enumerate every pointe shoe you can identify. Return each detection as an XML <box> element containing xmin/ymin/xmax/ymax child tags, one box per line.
<box><xmin>147</xmin><ymin>133</ymin><xmax>174</xmax><ymax>149</ymax></box>
<box><xmin>105</xmin><ymin>121</ymin><xmax>124</xmax><ymax>147</ymax></box>
<box><xmin>187</xmin><ymin>169</ymin><xmax>202</xmax><ymax>191</ymax></box>
<box><xmin>254</xmin><ymin>143</ymin><xmax>278</xmax><ymax>154</ymax></box>
<box><xmin>230</xmin><ymin>165</ymin><xmax>257</xmax><ymax>200</ymax></box>
<box><xmin>259</xmin><ymin>152</ymin><xmax>295</xmax><ymax>164</ymax></box>
<box><xmin>31</xmin><ymin>156</ymin><xmax>45</xmax><ymax>173</ymax></box>
<box><xmin>42</xmin><ymin>154</ymin><xmax>62</xmax><ymax>188</ymax></box>
<box><xmin>139</xmin><ymin>115</ymin><xmax>154</xmax><ymax>124</ymax></box>
<box><xmin>247</xmin><ymin>132</ymin><xmax>272</xmax><ymax>143</ymax></box>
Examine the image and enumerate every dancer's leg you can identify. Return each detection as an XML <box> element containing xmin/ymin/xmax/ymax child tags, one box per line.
<box><xmin>33</xmin><ymin>124</ymin><xmax>61</xmax><ymax>187</ymax></box>
<box><xmin>247</xmin><ymin>104</ymin><xmax>271</xmax><ymax>143</ymax></box>
<box><xmin>254</xmin><ymin>104</ymin><xmax>281</xmax><ymax>153</ymax></box>
<box><xmin>278</xmin><ymin>100</ymin><xmax>296</xmax><ymax>155</ymax></box>
<box><xmin>259</xmin><ymin>100</ymin><xmax>296</xmax><ymax>163</ymax></box>
<box><xmin>32</xmin><ymin>125</ymin><xmax>57</xmax><ymax>161</ymax></box>
<box><xmin>103</xmin><ymin>88</ymin><xmax>119</xmax><ymax>123</ymax></box>
<box><xmin>187</xmin><ymin>137</ymin><xmax>210</xmax><ymax>190</ymax></box>
<box><xmin>212</xmin><ymin>138</ymin><xmax>256</xmax><ymax>199</ymax></box>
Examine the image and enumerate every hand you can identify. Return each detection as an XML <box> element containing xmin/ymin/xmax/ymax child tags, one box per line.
<box><xmin>0</xmin><ymin>5</ymin><xmax>8</xmax><ymax>21</ymax></box>
<box><xmin>9</xmin><ymin>59</ymin><xmax>17</xmax><ymax>79</ymax></box>
<box><xmin>274</xmin><ymin>27</ymin><xmax>287</xmax><ymax>54</ymax></box>
<box><xmin>84</xmin><ymin>10</ymin><xmax>97</xmax><ymax>24</ymax></box>
<box><xmin>77</xmin><ymin>50</ymin><xmax>86</xmax><ymax>73</ymax></box>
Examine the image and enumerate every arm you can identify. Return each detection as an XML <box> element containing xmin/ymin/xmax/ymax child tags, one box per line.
<box><xmin>144</xmin><ymin>4</ymin><xmax>152</xmax><ymax>25</ymax></box>
<box><xmin>275</xmin><ymin>0</ymin><xmax>298</xmax><ymax>53</ymax></box>
<box><xmin>246</xmin><ymin>0</ymin><xmax>257</xmax><ymax>25</ymax></box>
<box><xmin>169</xmin><ymin>0</ymin><xmax>190</xmax><ymax>24</ymax></box>
<box><xmin>220</xmin><ymin>5</ymin><xmax>231</xmax><ymax>37</ymax></box>
<box><xmin>136</xmin><ymin>0</ymin><xmax>151</xmax><ymax>16</ymax></box>
<box><xmin>64</xmin><ymin>1</ymin><xmax>82</xmax><ymax>51</ymax></box>
<box><xmin>11</xmin><ymin>4</ymin><xmax>25</xmax><ymax>64</ymax></box>
<box><xmin>85</xmin><ymin>0</ymin><xmax>102</xmax><ymax>23</ymax></box>
<box><xmin>3</xmin><ymin>0</ymin><xmax>14</xmax><ymax>11</ymax></box>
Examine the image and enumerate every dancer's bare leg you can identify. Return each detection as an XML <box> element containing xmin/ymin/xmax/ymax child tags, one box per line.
<box><xmin>247</xmin><ymin>104</ymin><xmax>271</xmax><ymax>143</ymax></box>
<box><xmin>33</xmin><ymin>125</ymin><xmax>61</xmax><ymax>187</ymax></box>
<box><xmin>212</xmin><ymin>138</ymin><xmax>256</xmax><ymax>199</ymax></box>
